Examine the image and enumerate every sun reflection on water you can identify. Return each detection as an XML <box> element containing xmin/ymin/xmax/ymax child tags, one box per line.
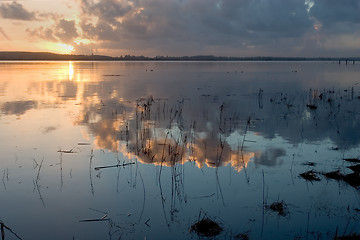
<box><xmin>68</xmin><ymin>61</ymin><xmax>74</xmax><ymax>81</ymax></box>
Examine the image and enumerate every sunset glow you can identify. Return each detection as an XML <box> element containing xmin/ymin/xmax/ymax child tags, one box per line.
<box><xmin>58</xmin><ymin>43</ymin><xmax>75</xmax><ymax>54</ymax></box>
<box><xmin>74</xmin><ymin>39</ymin><xmax>92</xmax><ymax>45</ymax></box>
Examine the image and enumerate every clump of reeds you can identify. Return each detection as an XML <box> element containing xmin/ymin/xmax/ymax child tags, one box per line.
<box><xmin>342</xmin><ymin>173</ymin><xmax>360</xmax><ymax>189</ymax></box>
<box><xmin>343</xmin><ymin>159</ymin><xmax>360</xmax><ymax>188</ymax></box>
<box><xmin>335</xmin><ymin>232</ymin><xmax>360</xmax><ymax>239</ymax></box>
<box><xmin>299</xmin><ymin>170</ymin><xmax>321</xmax><ymax>182</ymax></box>
<box><xmin>322</xmin><ymin>170</ymin><xmax>343</xmax><ymax>181</ymax></box>
<box><xmin>190</xmin><ymin>217</ymin><xmax>223</xmax><ymax>237</ymax></box>
<box><xmin>235</xmin><ymin>232</ymin><xmax>250</xmax><ymax>240</ymax></box>
<box><xmin>306</xmin><ymin>104</ymin><xmax>317</xmax><ymax>110</ymax></box>
<box><xmin>266</xmin><ymin>200</ymin><xmax>288</xmax><ymax>216</ymax></box>
<box><xmin>343</xmin><ymin>158</ymin><xmax>360</xmax><ymax>164</ymax></box>
<box><xmin>322</xmin><ymin>167</ymin><xmax>360</xmax><ymax>189</ymax></box>
<box><xmin>347</xmin><ymin>164</ymin><xmax>360</xmax><ymax>173</ymax></box>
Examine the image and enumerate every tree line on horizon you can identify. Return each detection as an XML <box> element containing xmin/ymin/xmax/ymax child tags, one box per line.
<box><xmin>0</xmin><ymin>51</ymin><xmax>359</xmax><ymax>62</ymax></box>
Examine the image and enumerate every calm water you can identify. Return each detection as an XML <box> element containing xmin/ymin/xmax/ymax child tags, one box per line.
<box><xmin>0</xmin><ymin>61</ymin><xmax>359</xmax><ymax>239</ymax></box>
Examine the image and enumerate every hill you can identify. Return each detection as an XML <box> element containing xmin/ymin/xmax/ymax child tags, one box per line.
<box><xmin>0</xmin><ymin>51</ymin><xmax>113</xmax><ymax>60</ymax></box>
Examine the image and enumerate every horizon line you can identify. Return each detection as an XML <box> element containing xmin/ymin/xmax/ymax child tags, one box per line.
<box><xmin>0</xmin><ymin>51</ymin><xmax>359</xmax><ymax>61</ymax></box>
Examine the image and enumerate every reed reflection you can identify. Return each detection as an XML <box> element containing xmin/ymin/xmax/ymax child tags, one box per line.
<box><xmin>73</xmin><ymin>95</ymin><xmax>265</xmax><ymax>172</ymax></box>
<box><xmin>73</xmin><ymin>87</ymin><xmax>360</xmax><ymax>172</ymax></box>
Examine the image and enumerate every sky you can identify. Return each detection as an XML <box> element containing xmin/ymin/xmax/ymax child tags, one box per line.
<box><xmin>0</xmin><ymin>0</ymin><xmax>360</xmax><ymax>57</ymax></box>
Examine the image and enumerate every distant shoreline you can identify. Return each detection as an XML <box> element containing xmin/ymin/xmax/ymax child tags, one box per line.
<box><xmin>0</xmin><ymin>51</ymin><xmax>359</xmax><ymax>62</ymax></box>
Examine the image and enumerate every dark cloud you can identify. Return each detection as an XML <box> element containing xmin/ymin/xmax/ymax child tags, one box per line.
<box><xmin>80</xmin><ymin>0</ymin><xmax>131</xmax><ymax>23</ymax></box>
<box><xmin>304</xmin><ymin>0</ymin><xmax>360</xmax><ymax>54</ymax></box>
<box><xmin>27</xmin><ymin>19</ymin><xmax>78</xmax><ymax>43</ymax></box>
<box><xmin>310</xmin><ymin>0</ymin><xmax>360</xmax><ymax>28</ymax></box>
<box><xmin>54</xmin><ymin>19</ymin><xmax>79</xmax><ymax>43</ymax></box>
<box><xmin>81</xmin><ymin>20</ymin><xmax>120</xmax><ymax>41</ymax></box>
<box><xmin>76</xmin><ymin>0</ymin><xmax>316</xmax><ymax>55</ymax></box>
<box><xmin>243</xmin><ymin>0</ymin><xmax>313</xmax><ymax>37</ymax></box>
<box><xmin>0</xmin><ymin>2</ymin><xmax>36</xmax><ymax>20</ymax></box>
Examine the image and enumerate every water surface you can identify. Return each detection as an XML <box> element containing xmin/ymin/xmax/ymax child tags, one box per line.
<box><xmin>0</xmin><ymin>61</ymin><xmax>359</xmax><ymax>239</ymax></box>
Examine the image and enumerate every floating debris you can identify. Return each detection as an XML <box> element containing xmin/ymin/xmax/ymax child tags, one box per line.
<box><xmin>57</xmin><ymin>149</ymin><xmax>76</xmax><ymax>153</ymax></box>
<box><xmin>102</xmin><ymin>74</ymin><xmax>124</xmax><ymax>77</ymax></box>
<box><xmin>302</xmin><ymin>161</ymin><xmax>316</xmax><ymax>166</ymax></box>
<box><xmin>299</xmin><ymin>170</ymin><xmax>321</xmax><ymax>182</ymax></box>
<box><xmin>94</xmin><ymin>162</ymin><xmax>135</xmax><ymax>170</ymax></box>
<box><xmin>79</xmin><ymin>218</ymin><xmax>109</xmax><ymax>222</ymax></box>
<box><xmin>306</xmin><ymin>104</ymin><xmax>317</xmax><ymax>110</ymax></box>
<box><xmin>190</xmin><ymin>217</ymin><xmax>223</xmax><ymax>237</ymax></box>
<box><xmin>267</xmin><ymin>200</ymin><xmax>288</xmax><ymax>216</ymax></box>
<box><xmin>78</xmin><ymin>142</ymin><xmax>91</xmax><ymax>146</ymax></box>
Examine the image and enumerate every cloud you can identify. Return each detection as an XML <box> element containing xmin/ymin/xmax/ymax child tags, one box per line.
<box><xmin>80</xmin><ymin>0</ymin><xmax>131</xmax><ymax>23</ymax></box>
<box><xmin>54</xmin><ymin>19</ymin><xmax>79</xmax><ymax>43</ymax></box>
<box><xmin>27</xmin><ymin>27</ymin><xmax>57</xmax><ymax>42</ymax></box>
<box><xmin>27</xmin><ymin>19</ymin><xmax>78</xmax><ymax>43</ymax></box>
<box><xmin>75</xmin><ymin>0</ymin><xmax>317</xmax><ymax>56</ymax></box>
<box><xmin>20</xmin><ymin>0</ymin><xmax>360</xmax><ymax>56</ymax></box>
<box><xmin>243</xmin><ymin>0</ymin><xmax>313</xmax><ymax>37</ymax></box>
<box><xmin>305</xmin><ymin>0</ymin><xmax>360</xmax><ymax>53</ymax></box>
<box><xmin>324</xmin><ymin>34</ymin><xmax>360</xmax><ymax>50</ymax></box>
<box><xmin>2</xmin><ymin>101</ymin><xmax>37</xmax><ymax>115</ymax></box>
<box><xmin>0</xmin><ymin>1</ymin><xmax>36</xmax><ymax>20</ymax></box>
<box><xmin>254</xmin><ymin>148</ymin><xmax>286</xmax><ymax>167</ymax></box>
<box><xmin>310</xmin><ymin>0</ymin><xmax>360</xmax><ymax>28</ymax></box>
